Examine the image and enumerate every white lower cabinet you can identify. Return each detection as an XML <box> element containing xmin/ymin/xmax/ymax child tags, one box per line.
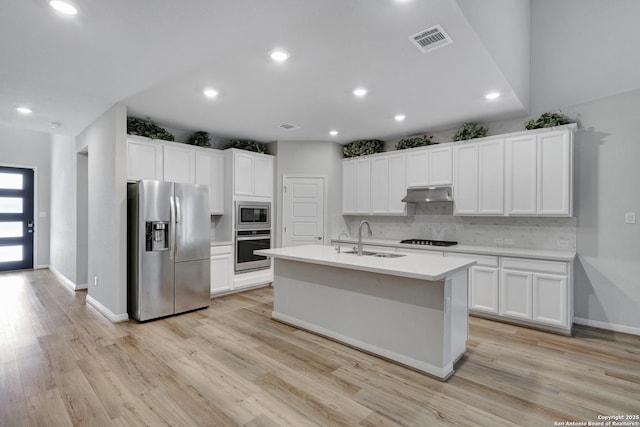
<box><xmin>210</xmin><ymin>245</ymin><xmax>233</xmax><ymax>295</ymax></box>
<box><xmin>469</xmin><ymin>267</ymin><xmax>499</xmax><ymax>314</ymax></box>
<box><xmin>499</xmin><ymin>257</ymin><xmax>570</xmax><ymax>330</ymax></box>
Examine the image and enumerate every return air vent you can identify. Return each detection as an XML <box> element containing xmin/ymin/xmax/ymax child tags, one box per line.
<box><xmin>409</xmin><ymin>25</ymin><xmax>452</xmax><ymax>53</ymax></box>
<box><xmin>279</xmin><ymin>123</ymin><xmax>300</xmax><ymax>130</ymax></box>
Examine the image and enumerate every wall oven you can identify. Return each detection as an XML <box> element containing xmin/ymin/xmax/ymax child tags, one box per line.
<box><xmin>236</xmin><ymin>201</ymin><xmax>270</xmax><ymax>230</ymax></box>
<box><xmin>235</xmin><ymin>229</ymin><xmax>271</xmax><ymax>272</ymax></box>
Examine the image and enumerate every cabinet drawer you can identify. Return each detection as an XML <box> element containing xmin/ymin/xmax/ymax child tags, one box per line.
<box><xmin>211</xmin><ymin>245</ymin><xmax>232</xmax><ymax>256</ymax></box>
<box><xmin>501</xmin><ymin>257</ymin><xmax>567</xmax><ymax>275</ymax></box>
<box><xmin>447</xmin><ymin>253</ymin><xmax>498</xmax><ymax>267</ymax></box>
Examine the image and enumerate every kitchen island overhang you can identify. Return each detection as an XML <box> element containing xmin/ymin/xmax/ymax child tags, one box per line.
<box><xmin>256</xmin><ymin>245</ymin><xmax>476</xmax><ymax>380</ymax></box>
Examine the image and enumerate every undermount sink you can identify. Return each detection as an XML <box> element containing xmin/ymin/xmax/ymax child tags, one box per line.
<box><xmin>342</xmin><ymin>250</ymin><xmax>406</xmax><ymax>258</ymax></box>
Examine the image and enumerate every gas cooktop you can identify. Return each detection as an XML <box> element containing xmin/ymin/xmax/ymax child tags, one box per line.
<box><xmin>399</xmin><ymin>239</ymin><xmax>458</xmax><ymax>247</ymax></box>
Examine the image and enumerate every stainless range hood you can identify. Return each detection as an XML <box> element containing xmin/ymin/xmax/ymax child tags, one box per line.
<box><xmin>401</xmin><ymin>185</ymin><xmax>453</xmax><ymax>203</ymax></box>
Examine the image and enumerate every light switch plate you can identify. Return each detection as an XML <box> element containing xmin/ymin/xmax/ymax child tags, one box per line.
<box><xmin>625</xmin><ymin>212</ymin><xmax>636</xmax><ymax>224</ymax></box>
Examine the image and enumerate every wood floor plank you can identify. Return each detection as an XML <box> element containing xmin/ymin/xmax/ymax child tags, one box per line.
<box><xmin>0</xmin><ymin>269</ymin><xmax>639</xmax><ymax>427</ymax></box>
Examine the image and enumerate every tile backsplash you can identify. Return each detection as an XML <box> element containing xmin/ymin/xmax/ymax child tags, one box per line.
<box><xmin>341</xmin><ymin>203</ymin><xmax>577</xmax><ymax>250</ymax></box>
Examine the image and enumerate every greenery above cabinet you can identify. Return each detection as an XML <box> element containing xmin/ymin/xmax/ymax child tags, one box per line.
<box><xmin>127</xmin><ymin>117</ymin><xmax>175</xmax><ymax>141</ymax></box>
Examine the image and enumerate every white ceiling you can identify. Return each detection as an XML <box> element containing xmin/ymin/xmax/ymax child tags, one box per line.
<box><xmin>1</xmin><ymin>0</ymin><xmax>533</xmax><ymax>142</ymax></box>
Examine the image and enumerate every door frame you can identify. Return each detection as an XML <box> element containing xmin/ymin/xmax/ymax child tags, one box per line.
<box><xmin>281</xmin><ymin>175</ymin><xmax>328</xmax><ymax>248</ymax></box>
<box><xmin>0</xmin><ymin>162</ymin><xmax>40</xmax><ymax>269</ymax></box>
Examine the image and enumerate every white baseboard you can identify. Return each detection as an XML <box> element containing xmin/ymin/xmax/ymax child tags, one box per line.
<box><xmin>574</xmin><ymin>317</ymin><xmax>640</xmax><ymax>336</ymax></box>
<box><xmin>49</xmin><ymin>266</ymin><xmax>87</xmax><ymax>292</ymax></box>
<box><xmin>86</xmin><ymin>295</ymin><xmax>129</xmax><ymax>323</ymax></box>
<box><xmin>35</xmin><ymin>264</ymin><xmax>49</xmax><ymax>270</ymax></box>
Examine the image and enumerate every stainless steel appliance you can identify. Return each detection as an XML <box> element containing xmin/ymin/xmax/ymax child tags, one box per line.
<box><xmin>399</xmin><ymin>239</ymin><xmax>458</xmax><ymax>247</ymax></box>
<box><xmin>236</xmin><ymin>201</ymin><xmax>270</xmax><ymax>230</ymax></box>
<box><xmin>127</xmin><ymin>180</ymin><xmax>210</xmax><ymax>321</ymax></box>
<box><xmin>235</xmin><ymin>229</ymin><xmax>271</xmax><ymax>272</ymax></box>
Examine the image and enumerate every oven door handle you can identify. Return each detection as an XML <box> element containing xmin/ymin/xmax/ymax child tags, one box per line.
<box><xmin>236</xmin><ymin>235</ymin><xmax>271</xmax><ymax>241</ymax></box>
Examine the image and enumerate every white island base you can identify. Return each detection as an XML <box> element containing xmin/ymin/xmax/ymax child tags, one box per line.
<box><xmin>261</xmin><ymin>247</ymin><xmax>472</xmax><ymax>381</ymax></box>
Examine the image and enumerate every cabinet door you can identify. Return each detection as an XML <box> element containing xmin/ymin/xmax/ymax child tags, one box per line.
<box><xmin>371</xmin><ymin>157</ymin><xmax>389</xmax><ymax>214</ymax></box>
<box><xmin>453</xmin><ymin>144</ymin><xmax>478</xmax><ymax>214</ymax></box>
<box><xmin>163</xmin><ymin>144</ymin><xmax>195</xmax><ymax>184</ymax></box>
<box><xmin>127</xmin><ymin>139</ymin><xmax>163</xmax><ymax>181</ymax></box>
<box><xmin>342</xmin><ymin>160</ymin><xmax>356</xmax><ymax>214</ymax></box>
<box><xmin>356</xmin><ymin>158</ymin><xmax>371</xmax><ymax>214</ymax></box>
<box><xmin>210</xmin><ymin>246</ymin><xmax>233</xmax><ymax>294</ymax></box>
<box><xmin>195</xmin><ymin>151</ymin><xmax>224</xmax><ymax>214</ymax></box>
<box><xmin>427</xmin><ymin>146</ymin><xmax>452</xmax><ymax>185</ymax></box>
<box><xmin>406</xmin><ymin>149</ymin><xmax>428</xmax><ymax>187</ymax></box>
<box><xmin>505</xmin><ymin>135</ymin><xmax>537</xmax><ymax>215</ymax></box>
<box><xmin>254</xmin><ymin>156</ymin><xmax>273</xmax><ymax>197</ymax></box>
<box><xmin>388</xmin><ymin>154</ymin><xmax>407</xmax><ymax>214</ymax></box>
<box><xmin>234</xmin><ymin>152</ymin><xmax>254</xmax><ymax>196</ymax></box>
<box><xmin>500</xmin><ymin>270</ymin><xmax>532</xmax><ymax>320</ymax></box>
<box><xmin>537</xmin><ymin>131</ymin><xmax>571</xmax><ymax>216</ymax></box>
<box><xmin>532</xmin><ymin>273</ymin><xmax>568</xmax><ymax>327</ymax></box>
<box><xmin>469</xmin><ymin>266</ymin><xmax>499</xmax><ymax>314</ymax></box>
<box><xmin>478</xmin><ymin>139</ymin><xmax>504</xmax><ymax>214</ymax></box>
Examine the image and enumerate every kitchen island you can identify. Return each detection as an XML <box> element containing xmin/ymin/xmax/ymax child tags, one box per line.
<box><xmin>255</xmin><ymin>245</ymin><xmax>476</xmax><ymax>380</ymax></box>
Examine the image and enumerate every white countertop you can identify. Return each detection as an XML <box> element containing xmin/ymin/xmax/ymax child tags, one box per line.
<box><xmin>256</xmin><ymin>244</ymin><xmax>475</xmax><ymax>282</ymax></box>
<box><xmin>331</xmin><ymin>237</ymin><xmax>576</xmax><ymax>262</ymax></box>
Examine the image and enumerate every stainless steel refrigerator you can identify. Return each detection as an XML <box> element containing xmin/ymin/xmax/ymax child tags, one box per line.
<box><xmin>127</xmin><ymin>180</ymin><xmax>210</xmax><ymax>321</ymax></box>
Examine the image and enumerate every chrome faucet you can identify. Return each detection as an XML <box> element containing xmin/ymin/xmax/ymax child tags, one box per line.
<box><xmin>357</xmin><ymin>220</ymin><xmax>372</xmax><ymax>256</ymax></box>
<box><xmin>335</xmin><ymin>232</ymin><xmax>349</xmax><ymax>253</ymax></box>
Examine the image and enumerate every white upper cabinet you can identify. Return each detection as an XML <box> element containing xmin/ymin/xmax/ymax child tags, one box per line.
<box><xmin>427</xmin><ymin>146</ymin><xmax>453</xmax><ymax>185</ymax></box>
<box><xmin>505</xmin><ymin>128</ymin><xmax>573</xmax><ymax>216</ymax></box>
<box><xmin>195</xmin><ymin>150</ymin><xmax>224</xmax><ymax>214</ymax></box>
<box><xmin>356</xmin><ymin>158</ymin><xmax>371</xmax><ymax>214</ymax></box>
<box><xmin>163</xmin><ymin>142</ymin><xmax>196</xmax><ymax>184</ymax></box>
<box><xmin>454</xmin><ymin>139</ymin><xmax>504</xmax><ymax>215</ymax></box>
<box><xmin>342</xmin><ymin>160</ymin><xmax>357</xmax><ymax>214</ymax></box>
<box><xmin>127</xmin><ymin>137</ymin><xmax>163</xmax><ymax>181</ymax></box>
<box><xmin>453</xmin><ymin>144</ymin><xmax>478</xmax><ymax>214</ymax></box>
<box><xmin>371</xmin><ymin>154</ymin><xmax>406</xmax><ymax>215</ymax></box>
<box><xmin>232</xmin><ymin>150</ymin><xmax>273</xmax><ymax>198</ymax></box>
<box><xmin>505</xmin><ymin>135</ymin><xmax>537</xmax><ymax>215</ymax></box>
<box><xmin>405</xmin><ymin>146</ymin><xmax>453</xmax><ymax>187</ymax></box>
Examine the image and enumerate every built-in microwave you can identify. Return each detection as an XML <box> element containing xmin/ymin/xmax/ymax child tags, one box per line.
<box><xmin>235</xmin><ymin>201</ymin><xmax>271</xmax><ymax>230</ymax></box>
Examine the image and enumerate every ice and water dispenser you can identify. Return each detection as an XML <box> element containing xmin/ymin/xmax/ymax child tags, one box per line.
<box><xmin>145</xmin><ymin>221</ymin><xmax>169</xmax><ymax>251</ymax></box>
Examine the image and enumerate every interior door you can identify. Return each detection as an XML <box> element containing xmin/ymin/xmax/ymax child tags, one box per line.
<box><xmin>0</xmin><ymin>166</ymin><xmax>34</xmax><ymax>271</ymax></box>
<box><xmin>283</xmin><ymin>177</ymin><xmax>325</xmax><ymax>247</ymax></box>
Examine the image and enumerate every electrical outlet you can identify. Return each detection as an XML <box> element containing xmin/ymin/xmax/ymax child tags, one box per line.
<box><xmin>504</xmin><ymin>239</ymin><xmax>514</xmax><ymax>246</ymax></box>
<box><xmin>557</xmin><ymin>239</ymin><xmax>569</xmax><ymax>248</ymax></box>
<box><xmin>494</xmin><ymin>238</ymin><xmax>504</xmax><ymax>245</ymax></box>
<box><xmin>93</xmin><ymin>276</ymin><xmax>98</xmax><ymax>287</ymax></box>
<box><xmin>625</xmin><ymin>212</ymin><xmax>636</xmax><ymax>224</ymax></box>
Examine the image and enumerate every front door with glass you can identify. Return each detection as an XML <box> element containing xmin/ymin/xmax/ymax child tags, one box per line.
<box><xmin>0</xmin><ymin>166</ymin><xmax>34</xmax><ymax>271</ymax></box>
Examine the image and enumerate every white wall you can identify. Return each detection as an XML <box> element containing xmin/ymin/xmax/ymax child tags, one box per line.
<box><xmin>530</xmin><ymin>0</ymin><xmax>640</xmax><ymax>115</ymax></box>
<box><xmin>0</xmin><ymin>126</ymin><xmax>51</xmax><ymax>268</ymax></box>
<box><xmin>49</xmin><ymin>134</ymin><xmax>78</xmax><ymax>283</ymax></box>
<box><xmin>272</xmin><ymin>141</ymin><xmax>346</xmax><ymax>248</ymax></box>
<box><xmin>76</xmin><ymin>103</ymin><xmax>128</xmax><ymax>321</ymax></box>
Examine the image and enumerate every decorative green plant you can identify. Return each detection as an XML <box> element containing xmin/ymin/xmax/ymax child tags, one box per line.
<box><xmin>453</xmin><ymin>123</ymin><xmax>488</xmax><ymax>141</ymax></box>
<box><xmin>186</xmin><ymin>131</ymin><xmax>211</xmax><ymax>148</ymax></box>
<box><xmin>395</xmin><ymin>134</ymin><xmax>435</xmax><ymax>150</ymax></box>
<box><xmin>524</xmin><ymin>112</ymin><xmax>574</xmax><ymax>130</ymax></box>
<box><xmin>223</xmin><ymin>139</ymin><xmax>266</xmax><ymax>153</ymax></box>
<box><xmin>127</xmin><ymin>117</ymin><xmax>175</xmax><ymax>141</ymax></box>
<box><xmin>343</xmin><ymin>139</ymin><xmax>385</xmax><ymax>158</ymax></box>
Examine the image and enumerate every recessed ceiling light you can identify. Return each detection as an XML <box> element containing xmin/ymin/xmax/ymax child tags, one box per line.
<box><xmin>269</xmin><ymin>49</ymin><xmax>290</xmax><ymax>62</ymax></box>
<box><xmin>16</xmin><ymin>107</ymin><xmax>32</xmax><ymax>114</ymax></box>
<box><xmin>394</xmin><ymin>114</ymin><xmax>406</xmax><ymax>122</ymax></box>
<box><xmin>49</xmin><ymin>122</ymin><xmax>62</xmax><ymax>129</ymax></box>
<box><xmin>329</xmin><ymin>130</ymin><xmax>339</xmax><ymax>136</ymax></box>
<box><xmin>49</xmin><ymin>1</ymin><xmax>78</xmax><ymax>15</ymax></box>
<box><xmin>203</xmin><ymin>88</ymin><xmax>219</xmax><ymax>98</ymax></box>
<box><xmin>485</xmin><ymin>92</ymin><xmax>501</xmax><ymax>100</ymax></box>
<box><xmin>353</xmin><ymin>88</ymin><xmax>367</xmax><ymax>97</ymax></box>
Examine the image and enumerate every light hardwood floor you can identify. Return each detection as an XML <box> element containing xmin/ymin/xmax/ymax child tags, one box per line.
<box><xmin>1</xmin><ymin>269</ymin><xmax>639</xmax><ymax>426</ymax></box>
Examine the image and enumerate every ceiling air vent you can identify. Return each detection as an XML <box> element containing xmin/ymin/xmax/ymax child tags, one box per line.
<box><xmin>409</xmin><ymin>24</ymin><xmax>452</xmax><ymax>53</ymax></box>
<box><xmin>279</xmin><ymin>123</ymin><xmax>300</xmax><ymax>130</ymax></box>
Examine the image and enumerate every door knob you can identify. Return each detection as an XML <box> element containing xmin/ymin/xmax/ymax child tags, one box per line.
<box><xmin>316</xmin><ymin>236</ymin><xmax>322</xmax><ymax>240</ymax></box>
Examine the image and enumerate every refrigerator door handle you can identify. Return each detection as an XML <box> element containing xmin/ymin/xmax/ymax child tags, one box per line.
<box><xmin>169</xmin><ymin>195</ymin><xmax>176</xmax><ymax>260</ymax></box>
<box><xmin>175</xmin><ymin>197</ymin><xmax>181</xmax><ymax>224</ymax></box>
